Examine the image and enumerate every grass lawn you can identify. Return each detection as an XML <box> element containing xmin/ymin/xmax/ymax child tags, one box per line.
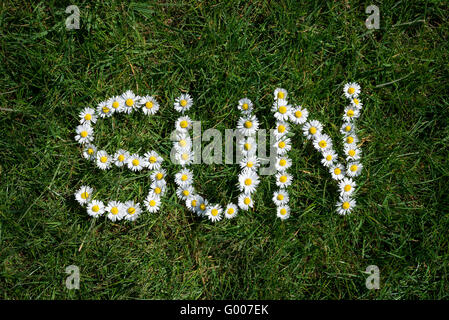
<box><xmin>1</xmin><ymin>0</ymin><xmax>448</xmax><ymax>299</ymax></box>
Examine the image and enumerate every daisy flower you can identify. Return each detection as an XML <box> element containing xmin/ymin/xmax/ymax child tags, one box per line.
<box><xmin>174</xmin><ymin>93</ymin><xmax>193</xmax><ymax>113</ymax></box>
<box><xmin>139</xmin><ymin>95</ymin><xmax>160</xmax><ymax>115</ymax></box>
<box><xmin>174</xmin><ymin>132</ymin><xmax>192</xmax><ymax>152</ymax></box>
<box><xmin>239</xmin><ymin>155</ymin><xmax>260</xmax><ymax>171</ymax></box>
<box><xmin>313</xmin><ymin>133</ymin><xmax>333</xmax><ymax>153</ymax></box>
<box><xmin>344</xmin><ymin>134</ymin><xmax>359</xmax><ymax>146</ymax></box>
<box><xmin>346</xmin><ymin>161</ymin><xmax>363</xmax><ymax>177</ymax></box>
<box><xmin>195</xmin><ymin>196</ymin><xmax>208</xmax><ymax>216</ymax></box>
<box><xmin>175</xmin><ymin>116</ymin><xmax>193</xmax><ymax>132</ymax></box>
<box><xmin>75</xmin><ymin>124</ymin><xmax>94</xmax><ymax>144</ymax></box>
<box><xmin>339</xmin><ymin>177</ymin><xmax>356</xmax><ymax>196</ymax></box>
<box><xmin>343</xmin><ymin>82</ymin><xmax>361</xmax><ymax>99</ymax></box>
<box><xmin>144</xmin><ymin>194</ymin><xmax>161</xmax><ymax>213</ymax></box>
<box><xmin>144</xmin><ymin>151</ymin><xmax>163</xmax><ymax>170</ymax></box>
<box><xmin>175</xmin><ymin>169</ymin><xmax>194</xmax><ymax>187</ymax></box>
<box><xmin>87</xmin><ymin>200</ymin><xmax>105</xmax><ymax>217</ymax></box>
<box><xmin>82</xmin><ymin>144</ymin><xmax>97</xmax><ymax>160</ymax></box>
<box><xmin>274</xmin><ymin>88</ymin><xmax>288</xmax><ymax>101</ymax></box>
<box><xmin>238</xmin><ymin>169</ymin><xmax>260</xmax><ymax>194</ymax></box>
<box><xmin>176</xmin><ymin>185</ymin><xmax>195</xmax><ymax>200</ymax></box>
<box><xmin>321</xmin><ymin>149</ymin><xmax>338</xmax><ymax>167</ymax></box>
<box><xmin>350</xmin><ymin>97</ymin><xmax>363</xmax><ymax>110</ymax></box>
<box><xmin>340</xmin><ymin>122</ymin><xmax>355</xmax><ymax>135</ymax></box>
<box><xmin>343</xmin><ymin>105</ymin><xmax>360</xmax><ymax>122</ymax></box>
<box><xmin>96</xmin><ymin>150</ymin><xmax>112</xmax><ymax>170</ymax></box>
<box><xmin>97</xmin><ymin>100</ymin><xmax>114</xmax><ymax>118</ymax></box>
<box><xmin>238</xmin><ymin>98</ymin><xmax>253</xmax><ymax>114</ymax></box>
<box><xmin>74</xmin><ymin>185</ymin><xmax>93</xmax><ymax>205</ymax></box>
<box><xmin>107</xmin><ymin>96</ymin><xmax>124</xmax><ymax>113</ymax></box>
<box><xmin>123</xmin><ymin>201</ymin><xmax>141</xmax><ymax>221</ymax></box>
<box><xmin>127</xmin><ymin>154</ymin><xmax>145</xmax><ymax>172</ymax></box>
<box><xmin>205</xmin><ymin>205</ymin><xmax>223</xmax><ymax>222</ymax></box>
<box><xmin>238</xmin><ymin>136</ymin><xmax>257</xmax><ymax>156</ymax></box>
<box><xmin>114</xmin><ymin>149</ymin><xmax>130</xmax><ymax>167</ymax></box>
<box><xmin>237</xmin><ymin>115</ymin><xmax>259</xmax><ymax>136</ymax></box>
<box><xmin>344</xmin><ymin>145</ymin><xmax>362</xmax><ymax>161</ymax></box>
<box><xmin>151</xmin><ymin>169</ymin><xmax>167</xmax><ymax>183</ymax></box>
<box><xmin>273</xmin><ymin>137</ymin><xmax>292</xmax><ymax>155</ymax></box>
<box><xmin>336</xmin><ymin>195</ymin><xmax>356</xmax><ymax>215</ymax></box>
<box><xmin>274</xmin><ymin>121</ymin><xmax>290</xmax><ymax>139</ymax></box>
<box><xmin>224</xmin><ymin>204</ymin><xmax>238</xmax><ymax>219</ymax></box>
<box><xmin>175</xmin><ymin>150</ymin><xmax>195</xmax><ymax>166</ymax></box>
<box><xmin>289</xmin><ymin>106</ymin><xmax>309</xmax><ymax>125</ymax></box>
<box><xmin>302</xmin><ymin>120</ymin><xmax>323</xmax><ymax>140</ymax></box>
<box><xmin>276</xmin><ymin>205</ymin><xmax>291</xmax><ymax>220</ymax></box>
<box><xmin>105</xmin><ymin>201</ymin><xmax>124</xmax><ymax>221</ymax></box>
<box><xmin>272</xmin><ymin>99</ymin><xmax>291</xmax><ymax>121</ymax></box>
<box><xmin>275</xmin><ymin>172</ymin><xmax>292</xmax><ymax>188</ymax></box>
<box><xmin>150</xmin><ymin>182</ymin><xmax>166</xmax><ymax>197</ymax></box>
<box><xmin>186</xmin><ymin>195</ymin><xmax>201</xmax><ymax>213</ymax></box>
<box><xmin>272</xmin><ymin>190</ymin><xmax>289</xmax><ymax>206</ymax></box>
<box><xmin>275</xmin><ymin>156</ymin><xmax>292</xmax><ymax>171</ymax></box>
<box><xmin>121</xmin><ymin>90</ymin><xmax>138</xmax><ymax>114</ymax></box>
<box><xmin>330</xmin><ymin>163</ymin><xmax>345</xmax><ymax>181</ymax></box>
<box><xmin>238</xmin><ymin>193</ymin><xmax>254</xmax><ymax>210</ymax></box>
<box><xmin>79</xmin><ymin>107</ymin><xmax>97</xmax><ymax>125</ymax></box>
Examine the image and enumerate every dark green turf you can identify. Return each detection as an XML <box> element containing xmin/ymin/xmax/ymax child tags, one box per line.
<box><xmin>1</xmin><ymin>0</ymin><xmax>448</xmax><ymax>299</ymax></box>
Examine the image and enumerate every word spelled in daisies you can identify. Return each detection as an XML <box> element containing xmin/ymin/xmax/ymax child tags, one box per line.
<box><xmin>74</xmin><ymin>83</ymin><xmax>364</xmax><ymax>222</ymax></box>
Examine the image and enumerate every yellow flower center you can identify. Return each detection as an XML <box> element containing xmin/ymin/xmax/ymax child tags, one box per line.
<box><xmin>181</xmin><ymin>153</ymin><xmax>189</xmax><ymax>160</ymax></box>
<box><xmin>349</xmin><ymin>149</ymin><xmax>356</xmax><ymax>157</ymax></box>
<box><xmin>111</xmin><ymin>207</ymin><xmax>119</xmax><ymax>215</ymax></box>
<box><xmin>181</xmin><ymin>174</ymin><xmax>188</xmax><ymax>181</ymax></box>
<box><xmin>200</xmin><ymin>204</ymin><xmax>206</xmax><ymax>210</ymax></box>
<box><xmin>278</xmin><ymin>125</ymin><xmax>285</xmax><ymax>133</ymax></box>
<box><xmin>244</xmin><ymin>178</ymin><xmax>252</xmax><ymax>186</ymax></box>
<box><xmin>81</xmin><ymin>192</ymin><xmax>89</xmax><ymax>199</ymax></box>
<box><xmin>191</xmin><ymin>200</ymin><xmax>197</xmax><ymax>207</ymax></box>
<box><xmin>342</xmin><ymin>202</ymin><xmax>350</xmax><ymax>210</ymax></box>
<box><xmin>347</xmin><ymin>109</ymin><xmax>354</xmax><ymax>117</ymax></box>
<box><xmin>280</xmin><ymin>208</ymin><xmax>287</xmax><ymax>215</ymax></box>
<box><xmin>92</xmin><ymin>205</ymin><xmax>99</xmax><ymax>212</ymax></box>
<box><xmin>180</xmin><ymin>99</ymin><xmax>188</xmax><ymax>107</ymax></box>
<box><xmin>145</xmin><ymin>101</ymin><xmax>153</xmax><ymax>109</ymax></box>
<box><xmin>279</xmin><ymin>175</ymin><xmax>287</xmax><ymax>183</ymax></box>
<box><xmin>278</xmin><ymin>141</ymin><xmax>285</xmax><ymax>148</ymax></box>
<box><xmin>279</xmin><ymin>106</ymin><xmax>287</xmax><ymax>114</ymax></box>
<box><xmin>180</xmin><ymin>120</ymin><xmax>188</xmax><ymax>128</ymax></box>
<box><xmin>100</xmin><ymin>156</ymin><xmax>107</xmax><ymax>163</ymax></box>
<box><xmin>128</xmin><ymin>207</ymin><xmax>136</xmax><ymax>215</ymax></box>
<box><xmin>242</xmin><ymin>103</ymin><xmax>249</xmax><ymax>110</ymax></box>
<box><xmin>149</xmin><ymin>200</ymin><xmax>156</xmax><ymax>207</ymax></box>
<box><xmin>179</xmin><ymin>140</ymin><xmax>187</xmax><ymax>147</ymax></box>
<box><xmin>319</xmin><ymin>140</ymin><xmax>327</xmax><ymax>148</ymax></box>
<box><xmin>211</xmin><ymin>209</ymin><xmax>218</xmax><ymax>216</ymax></box>
<box><xmin>227</xmin><ymin>208</ymin><xmax>234</xmax><ymax>215</ymax></box>
<box><xmin>102</xmin><ymin>106</ymin><xmax>110</xmax><ymax>114</ymax></box>
<box><xmin>84</xmin><ymin>114</ymin><xmax>92</xmax><ymax>121</ymax></box>
<box><xmin>353</xmin><ymin>98</ymin><xmax>359</xmax><ymax>105</ymax></box>
<box><xmin>334</xmin><ymin>168</ymin><xmax>341</xmax><ymax>175</ymax></box>
<box><xmin>149</xmin><ymin>156</ymin><xmax>157</xmax><ymax>163</ymax></box>
<box><xmin>277</xmin><ymin>194</ymin><xmax>284</xmax><ymax>201</ymax></box>
<box><xmin>118</xmin><ymin>155</ymin><xmax>125</xmax><ymax>162</ymax></box>
<box><xmin>326</xmin><ymin>155</ymin><xmax>332</xmax><ymax>161</ymax></box>
<box><xmin>295</xmin><ymin>110</ymin><xmax>302</xmax><ymax>118</ymax></box>
<box><xmin>182</xmin><ymin>190</ymin><xmax>190</xmax><ymax>196</ymax></box>
<box><xmin>154</xmin><ymin>187</ymin><xmax>162</xmax><ymax>194</ymax></box>
<box><xmin>88</xmin><ymin>148</ymin><xmax>94</xmax><ymax>155</ymax></box>
<box><xmin>277</xmin><ymin>92</ymin><xmax>285</xmax><ymax>99</ymax></box>
<box><xmin>348</xmin><ymin>87</ymin><xmax>355</xmax><ymax>94</ymax></box>
<box><xmin>112</xmin><ymin>101</ymin><xmax>119</xmax><ymax>109</ymax></box>
<box><xmin>156</xmin><ymin>173</ymin><xmax>164</xmax><ymax>180</ymax></box>
<box><xmin>247</xmin><ymin>162</ymin><xmax>253</xmax><ymax>168</ymax></box>
<box><xmin>80</xmin><ymin>131</ymin><xmax>88</xmax><ymax>138</ymax></box>
<box><xmin>244</xmin><ymin>121</ymin><xmax>253</xmax><ymax>128</ymax></box>
<box><xmin>132</xmin><ymin>159</ymin><xmax>139</xmax><ymax>166</ymax></box>
<box><xmin>244</xmin><ymin>143</ymin><xmax>251</xmax><ymax>151</ymax></box>
<box><xmin>345</xmin><ymin>125</ymin><xmax>351</xmax><ymax>132</ymax></box>
<box><xmin>344</xmin><ymin>185</ymin><xmax>352</xmax><ymax>192</ymax></box>
<box><xmin>350</xmin><ymin>165</ymin><xmax>358</xmax><ymax>172</ymax></box>
<box><xmin>244</xmin><ymin>197</ymin><xmax>251</xmax><ymax>205</ymax></box>
<box><xmin>125</xmin><ymin>98</ymin><xmax>133</xmax><ymax>107</ymax></box>
<box><xmin>279</xmin><ymin>159</ymin><xmax>287</xmax><ymax>167</ymax></box>
<box><xmin>346</xmin><ymin>136</ymin><xmax>354</xmax><ymax>144</ymax></box>
<box><xmin>309</xmin><ymin>127</ymin><xmax>317</xmax><ymax>135</ymax></box>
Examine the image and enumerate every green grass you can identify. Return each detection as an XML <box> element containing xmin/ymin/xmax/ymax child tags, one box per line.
<box><xmin>1</xmin><ymin>0</ymin><xmax>449</xmax><ymax>299</ymax></box>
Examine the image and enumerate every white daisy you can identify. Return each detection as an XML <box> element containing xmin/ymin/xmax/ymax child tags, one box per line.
<box><xmin>275</xmin><ymin>172</ymin><xmax>292</xmax><ymax>188</ymax></box>
<box><xmin>313</xmin><ymin>133</ymin><xmax>333</xmax><ymax>153</ymax></box>
<box><xmin>340</xmin><ymin>122</ymin><xmax>355</xmax><ymax>135</ymax></box>
<box><xmin>238</xmin><ymin>136</ymin><xmax>257</xmax><ymax>156</ymax></box>
<box><xmin>79</xmin><ymin>107</ymin><xmax>97</xmax><ymax>125</ymax></box>
<box><xmin>238</xmin><ymin>193</ymin><xmax>254</xmax><ymax>210</ymax></box>
<box><xmin>75</xmin><ymin>124</ymin><xmax>94</xmax><ymax>144</ymax></box>
<box><xmin>346</xmin><ymin>161</ymin><xmax>363</xmax><ymax>177</ymax></box>
<box><xmin>272</xmin><ymin>190</ymin><xmax>289</xmax><ymax>206</ymax></box>
<box><xmin>185</xmin><ymin>195</ymin><xmax>200</xmax><ymax>213</ymax></box>
<box><xmin>195</xmin><ymin>196</ymin><xmax>208</xmax><ymax>216</ymax></box>
<box><xmin>97</xmin><ymin>100</ymin><xmax>114</xmax><ymax>118</ymax></box>
<box><xmin>114</xmin><ymin>149</ymin><xmax>130</xmax><ymax>167</ymax></box>
<box><xmin>336</xmin><ymin>195</ymin><xmax>356</xmax><ymax>215</ymax></box>
<box><xmin>238</xmin><ymin>169</ymin><xmax>260</xmax><ymax>194</ymax></box>
<box><xmin>175</xmin><ymin>169</ymin><xmax>194</xmax><ymax>187</ymax></box>
<box><xmin>272</xmin><ymin>99</ymin><xmax>291</xmax><ymax>121</ymax></box>
<box><xmin>343</xmin><ymin>82</ymin><xmax>361</xmax><ymax>99</ymax></box>
<box><xmin>276</xmin><ymin>205</ymin><xmax>291</xmax><ymax>220</ymax></box>
<box><xmin>239</xmin><ymin>155</ymin><xmax>260</xmax><ymax>171</ymax></box>
<box><xmin>289</xmin><ymin>106</ymin><xmax>309</xmax><ymax>125</ymax></box>
<box><xmin>330</xmin><ymin>163</ymin><xmax>345</xmax><ymax>181</ymax></box>
<box><xmin>273</xmin><ymin>137</ymin><xmax>291</xmax><ymax>155</ymax></box>
<box><xmin>302</xmin><ymin>120</ymin><xmax>323</xmax><ymax>140</ymax></box>
<box><xmin>350</xmin><ymin>97</ymin><xmax>363</xmax><ymax>110</ymax></box>
<box><xmin>74</xmin><ymin>185</ymin><xmax>93</xmax><ymax>205</ymax></box>
<box><xmin>96</xmin><ymin>150</ymin><xmax>112</xmax><ymax>170</ymax></box>
<box><xmin>344</xmin><ymin>134</ymin><xmax>359</xmax><ymax>146</ymax></box>
<box><xmin>344</xmin><ymin>145</ymin><xmax>362</xmax><ymax>161</ymax></box>
<box><xmin>237</xmin><ymin>115</ymin><xmax>259</xmax><ymax>136</ymax></box>
<box><xmin>144</xmin><ymin>194</ymin><xmax>161</xmax><ymax>213</ymax></box>
<box><xmin>339</xmin><ymin>177</ymin><xmax>356</xmax><ymax>196</ymax></box>
<box><xmin>151</xmin><ymin>169</ymin><xmax>167</xmax><ymax>183</ymax></box>
<box><xmin>176</xmin><ymin>185</ymin><xmax>194</xmax><ymax>200</ymax></box>
<box><xmin>274</xmin><ymin>121</ymin><xmax>290</xmax><ymax>139</ymax></box>
<box><xmin>107</xmin><ymin>96</ymin><xmax>124</xmax><ymax>113</ymax></box>
<box><xmin>87</xmin><ymin>200</ymin><xmax>105</xmax><ymax>217</ymax></box>
<box><xmin>343</xmin><ymin>105</ymin><xmax>360</xmax><ymax>122</ymax></box>
<box><xmin>105</xmin><ymin>201</ymin><xmax>124</xmax><ymax>221</ymax></box>
<box><xmin>237</xmin><ymin>98</ymin><xmax>253</xmax><ymax>114</ymax></box>
<box><xmin>82</xmin><ymin>144</ymin><xmax>97</xmax><ymax>160</ymax></box>
<box><xmin>175</xmin><ymin>116</ymin><xmax>193</xmax><ymax>132</ymax></box>
<box><xmin>144</xmin><ymin>151</ymin><xmax>163</xmax><ymax>170</ymax></box>
<box><xmin>174</xmin><ymin>93</ymin><xmax>193</xmax><ymax>113</ymax></box>
<box><xmin>121</xmin><ymin>90</ymin><xmax>138</xmax><ymax>114</ymax></box>
<box><xmin>205</xmin><ymin>204</ymin><xmax>223</xmax><ymax>222</ymax></box>
<box><xmin>275</xmin><ymin>156</ymin><xmax>292</xmax><ymax>171</ymax></box>
<box><xmin>139</xmin><ymin>95</ymin><xmax>160</xmax><ymax>115</ymax></box>
<box><xmin>123</xmin><ymin>201</ymin><xmax>141</xmax><ymax>221</ymax></box>
<box><xmin>150</xmin><ymin>182</ymin><xmax>166</xmax><ymax>197</ymax></box>
<box><xmin>224</xmin><ymin>204</ymin><xmax>238</xmax><ymax>219</ymax></box>
<box><xmin>127</xmin><ymin>154</ymin><xmax>145</xmax><ymax>172</ymax></box>
<box><xmin>274</xmin><ymin>88</ymin><xmax>288</xmax><ymax>101</ymax></box>
<box><xmin>174</xmin><ymin>132</ymin><xmax>192</xmax><ymax>152</ymax></box>
<box><xmin>175</xmin><ymin>150</ymin><xmax>194</xmax><ymax>166</ymax></box>
<box><xmin>321</xmin><ymin>149</ymin><xmax>338</xmax><ymax>167</ymax></box>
